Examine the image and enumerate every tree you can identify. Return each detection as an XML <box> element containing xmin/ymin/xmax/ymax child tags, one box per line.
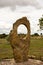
<box><xmin>39</xmin><ymin>17</ymin><xmax>43</xmax><ymax>30</ymax></box>
<box><xmin>31</xmin><ymin>33</ymin><xmax>39</xmax><ymax>37</ymax></box>
<box><xmin>39</xmin><ymin>15</ymin><xmax>43</xmax><ymax>35</ymax></box>
<box><xmin>0</xmin><ymin>33</ymin><xmax>8</xmax><ymax>38</ymax></box>
<box><xmin>34</xmin><ymin>33</ymin><xmax>39</xmax><ymax>36</ymax></box>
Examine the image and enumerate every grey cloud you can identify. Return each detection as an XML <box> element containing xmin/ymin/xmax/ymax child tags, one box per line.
<box><xmin>0</xmin><ymin>28</ymin><xmax>11</xmax><ymax>34</ymax></box>
<box><xmin>0</xmin><ymin>0</ymin><xmax>15</xmax><ymax>7</ymax></box>
<box><xmin>0</xmin><ymin>0</ymin><xmax>43</xmax><ymax>9</ymax></box>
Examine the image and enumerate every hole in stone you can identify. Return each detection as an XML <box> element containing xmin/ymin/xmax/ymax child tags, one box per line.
<box><xmin>17</xmin><ymin>24</ymin><xmax>28</xmax><ymax>38</ymax></box>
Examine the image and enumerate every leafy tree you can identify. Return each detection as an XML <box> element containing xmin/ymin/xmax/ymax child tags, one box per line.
<box><xmin>34</xmin><ymin>33</ymin><xmax>39</xmax><ymax>36</ymax></box>
<box><xmin>39</xmin><ymin>17</ymin><xmax>43</xmax><ymax>30</ymax></box>
<box><xmin>0</xmin><ymin>33</ymin><xmax>8</xmax><ymax>38</ymax></box>
<box><xmin>31</xmin><ymin>33</ymin><xmax>39</xmax><ymax>37</ymax></box>
<box><xmin>39</xmin><ymin>15</ymin><xmax>43</xmax><ymax>35</ymax></box>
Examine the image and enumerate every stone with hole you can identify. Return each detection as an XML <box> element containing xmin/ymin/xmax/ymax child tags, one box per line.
<box><xmin>9</xmin><ymin>17</ymin><xmax>30</xmax><ymax>63</ymax></box>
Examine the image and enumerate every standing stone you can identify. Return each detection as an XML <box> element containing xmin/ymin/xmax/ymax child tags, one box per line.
<box><xmin>9</xmin><ymin>17</ymin><xmax>30</xmax><ymax>63</ymax></box>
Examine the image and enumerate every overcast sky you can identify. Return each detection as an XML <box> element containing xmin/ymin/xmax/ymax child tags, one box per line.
<box><xmin>0</xmin><ymin>0</ymin><xmax>43</xmax><ymax>34</ymax></box>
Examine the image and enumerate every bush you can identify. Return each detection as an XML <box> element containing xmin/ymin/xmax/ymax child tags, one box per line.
<box><xmin>0</xmin><ymin>33</ymin><xmax>8</xmax><ymax>38</ymax></box>
<box><xmin>31</xmin><ymin>33</ymin><xmax>39</xmax><ymax>36</ymax></box>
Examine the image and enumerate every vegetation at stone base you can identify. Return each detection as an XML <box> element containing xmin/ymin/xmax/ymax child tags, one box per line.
<box><xmin>0</xmin><ymin>36</ymin><xmax>43</xmax><ymax>61</ymax></box>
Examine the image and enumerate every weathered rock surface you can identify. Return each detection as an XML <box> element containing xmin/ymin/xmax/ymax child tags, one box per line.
<box><xmin>9</xmin><ymin>17</ymin><xmax>30</xmax><ymax>62</ymax></box>
<box><xmin>0</xmin><ymin>59</ymin><xmax>43</xmax><ymax>65</ymax></box>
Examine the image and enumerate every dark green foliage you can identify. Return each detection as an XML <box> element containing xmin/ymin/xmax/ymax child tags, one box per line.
<box><xmin>39</xmin><ymin>16</ymin><xmax>43</xmax><ymax>30</ymax></box>
<box><xmin>31</xmin><ymin>33</ymin><xmax>39</xmax><ymax>36</ymax></box>
<box><xmin>0</xmin><ymin>33</ymin><xmax>8</xmax><ymax>38</ymax></box>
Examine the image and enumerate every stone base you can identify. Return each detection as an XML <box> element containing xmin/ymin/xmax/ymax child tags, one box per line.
<box><xmin>0</xmin><ymin>59</ymin><xmax>43</xmax><ymax>65</ymax></box>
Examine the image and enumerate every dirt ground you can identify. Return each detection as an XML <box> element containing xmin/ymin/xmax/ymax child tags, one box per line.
<box><xmin>0</xmin><ymin>59</ymin><xmax>43</xmax><ymax>65</ymax></box>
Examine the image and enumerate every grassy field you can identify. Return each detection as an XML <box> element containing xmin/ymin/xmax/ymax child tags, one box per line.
<box><xmin>29</xmin><ymin>37</ymin><xmax>43</xmax><ymax>60</ymax></box>
<box><xmin>0</xmin><ymin>37</ymin><xmax>43</xmax><ymax>60</ymax></box>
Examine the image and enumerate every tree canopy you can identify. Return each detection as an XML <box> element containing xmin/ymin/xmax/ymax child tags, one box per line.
<box><xmin>39</xmin><ymin>16</ymin><xmax>43</xmax><ymax>30</ymax></box>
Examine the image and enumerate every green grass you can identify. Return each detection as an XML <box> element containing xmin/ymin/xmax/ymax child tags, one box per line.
<box><xmin>29</xmin><ymin>37</ymin><xmax>43</xmax><ymax>60</ymax></box>
<box><xmin>0</xmin><ymin>39</ymin><xmax>13</xmax><ymax>59</ymax></box>
<box><xmin>0</xmin><ymin>37</ymin><xmax>43</xmax><ymax>60</ymax></box>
